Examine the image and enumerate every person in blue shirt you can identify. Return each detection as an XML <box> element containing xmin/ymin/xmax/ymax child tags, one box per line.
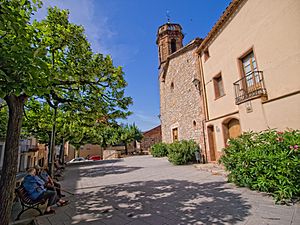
<box><xmin>23</xmin><ymin>167</ymin><xmax>57</xmax><ymax>214</ymax></box>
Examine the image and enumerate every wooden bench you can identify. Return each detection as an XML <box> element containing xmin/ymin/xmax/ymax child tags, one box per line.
<box><xmin>15</xmin><ymin>185</ymin><xmax>46</xmax><ymax>220</ymax></box>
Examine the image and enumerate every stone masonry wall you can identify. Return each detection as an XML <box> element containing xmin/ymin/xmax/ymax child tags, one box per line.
<box><xmin>160</xmin><ymin>46</ymin><xmax>206</xmax><ymax>152</ymax></box>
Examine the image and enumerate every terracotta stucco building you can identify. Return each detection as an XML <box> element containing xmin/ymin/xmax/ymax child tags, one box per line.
<box><xmin>140</xmin><ymin>125</ymin><xmax>162</xmax><ymax>154</ymax></box>
<box><xmin>157</xmin><ymin>0</ymin><xmax>300</xmax><ymax>162</ymax></box>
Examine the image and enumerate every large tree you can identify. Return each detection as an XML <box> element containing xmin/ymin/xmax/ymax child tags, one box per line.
<box><xmin>0</xmin><ymin>1</ymin><xmax>47</xmax><ymax>223</ymax></box>
<box><xmin>0</xmin><ymin>1</ymin><xmax>131</xmax><ymax>224</ymax></box>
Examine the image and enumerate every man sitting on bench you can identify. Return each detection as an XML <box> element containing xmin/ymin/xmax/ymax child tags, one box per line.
<box><xmin>23</xmin><ymin>167</ymin><xmax>68</xmax><ymax>214</ymax></box>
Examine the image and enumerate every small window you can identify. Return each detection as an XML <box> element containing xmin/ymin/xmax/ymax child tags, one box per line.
<box><xmin>171</xmin><ymin>39</ymin><xmax>177</xmax><ymax>53</ymax></box>
<box><xmin>170</xmin><ymin>82</ymin><xmax>174</xmax><ymax>90</ymax></box>
<box><xmin>193</xmin><ymin>121</ymin><xmax>197</xmax><ymax>127</ymax></box>
<box><xmin>213</xmin><ymin>74</ymin><xmax>225</xmax><ymax>99</ymax></box>
<box><xmin>172</xmin><ymin>128</ymin><xmax>178</xmax><ymax>142</ymax></box>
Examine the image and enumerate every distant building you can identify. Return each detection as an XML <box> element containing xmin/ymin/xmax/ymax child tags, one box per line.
<box><xmin>66</xmin><ymin>143</ymin><xmax>103</xmax><ymax>161</ymax></box>
<box><xmin>0</xmin><ymin>137</ymin><xmax>45</xmax><ymax>172</ymax></box>
<box><xmin>157</xmin><ymin>0</ymin><xmax>300</xmax><ymax>162</ymax></box>
<box><xmin>140</xmin><ymin>125</ymin><xmax>162</xmax><ymax>154</ymax></box>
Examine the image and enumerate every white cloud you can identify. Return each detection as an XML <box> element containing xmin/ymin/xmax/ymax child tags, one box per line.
<box><xmin>34</xmin><ymin>0</ymin><xmax>116</xmax><ymax>55</ymax></box>
<box><xmin>118</xmin><ymin>111</ymin><xmax>160</xmax><ymax>132</ymax></box>
<box><xmin>134</xmin><ymin>112</ymin><xmax>160</xmax><ymax>131</ymax></box>
<box><xmin>135</xmin><ymin>112</ymin><xmax>157</xmax><ymax>123</ymax></box>
<box><xmin>33</xmin><ymin>0</ymin><xmax>139</xmax><ymax>66</ymax></box>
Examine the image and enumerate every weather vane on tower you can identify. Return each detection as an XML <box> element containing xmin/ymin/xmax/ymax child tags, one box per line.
<box><xmin>166</xmin><ymin>10</ymin><xmax>171</xmax><ymax>23</ymax></box>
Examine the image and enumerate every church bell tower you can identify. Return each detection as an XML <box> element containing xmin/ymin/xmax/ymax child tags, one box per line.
<box><xmin>156</xmin><ymin>22</ymin><xmax>184</xmax><ymax>68</ymax></box>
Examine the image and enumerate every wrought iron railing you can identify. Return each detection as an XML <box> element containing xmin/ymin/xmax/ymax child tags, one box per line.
<box><xmin>233</xmin><ymin>71</ymin><xmax>267</xmax><ymax>104</ymax></box>
<box><xmin>20</xmin><ymin>144</ymin><xmax>39</xmax><ymax>153</ymax></box>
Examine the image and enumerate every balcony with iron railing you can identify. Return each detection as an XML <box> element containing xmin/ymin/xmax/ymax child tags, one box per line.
<box><xmin>234</xmin><ymin>71</ymin><xmax>267</xmax><ymax>105</ymax></box>
<box><xmin>20</xmin><ymin>144</ymin><xmax>39</xmax><ymax>153</ymax></box>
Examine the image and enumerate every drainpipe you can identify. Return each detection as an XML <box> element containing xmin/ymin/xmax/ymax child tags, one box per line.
<box><xmin>197</xmin><ymin>54</ymin><xmax>209</xmax><ymax>121</ymax></box>
<box><xmin>202</xmin><ymin>120</ymin><xmax>208</xmax><ymax>163</ymax></box>
<box><xmin>196</xmin><ymin>53</ymin><xmax>209</xmax><ymax>163</ymax></box>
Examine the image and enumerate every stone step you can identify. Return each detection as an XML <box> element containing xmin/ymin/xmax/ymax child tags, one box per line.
<box><xmin>193</xmin><ymin>163</ymin><xmax>229</xmax><ymax>176</ymax></box>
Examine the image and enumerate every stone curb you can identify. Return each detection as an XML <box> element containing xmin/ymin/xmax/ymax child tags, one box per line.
<box><xmin>193</xmin><ymin>163</ymin><xmax>229</xmax><ymax>177</ymax></box>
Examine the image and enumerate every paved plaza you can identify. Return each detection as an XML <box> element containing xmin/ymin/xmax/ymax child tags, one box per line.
<box><xmin>15</xmin><ymin>155</ymin><xmax>299</xmax><ymax>225</ymax></box>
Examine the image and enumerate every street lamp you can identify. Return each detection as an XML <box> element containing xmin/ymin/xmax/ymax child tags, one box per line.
<box><xmin>192</xmin><ymin>78</ymin><xmax>201</xmax><ymax>93</ymax></box>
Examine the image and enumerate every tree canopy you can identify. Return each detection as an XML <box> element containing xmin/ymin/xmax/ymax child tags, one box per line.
<box><xmin>0</xmin><ymin>1</ymin><xmax>132</xmax><ymax>224</ymax></box>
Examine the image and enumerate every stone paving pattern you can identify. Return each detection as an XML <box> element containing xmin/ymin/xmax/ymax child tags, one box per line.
<box><xmin>14</xmin><ymin>156</ymin><xmax>299</xmax><ymax>225</ymax></box>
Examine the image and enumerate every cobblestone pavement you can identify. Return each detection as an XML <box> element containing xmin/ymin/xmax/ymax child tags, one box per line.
<box><xmin>20</xmin><ymin>155</ymin><xmax>299</xmax><ymax>225</ymax></box>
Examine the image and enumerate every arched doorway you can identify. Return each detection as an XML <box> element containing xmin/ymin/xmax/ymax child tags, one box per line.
<box><xmin>223</xmin><ymin>118</ymin><xmax>241</xmax><ymax>145</ymax></box>
<box><xmin>207</xmin><ymin>125</ymin><xmax>216</xmax><ymax>161</ymax></box>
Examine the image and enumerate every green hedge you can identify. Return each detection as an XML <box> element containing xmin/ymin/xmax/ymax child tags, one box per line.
<box><xmin>151</xmin><ymin>140</ymin><xmax>200</xmax><ymax>165</ymax></box>
<box><xmin>150</xmin><ymin>142</ymin><xmax>169</xmax><ymax>157</ymax></box>
<box><xmin>167</xmin><ymin>140</ymin><xmax>199</xmax><ymax>165</ymax></box>
<box><xmin>220</xmin><ymin>129</ymin><xmax>300</xmax><ymax>203</ymax></box>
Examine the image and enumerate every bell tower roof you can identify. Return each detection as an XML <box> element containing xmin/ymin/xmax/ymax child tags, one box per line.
<box><xmin>156</xmin><ymin>22</ymin><xmax>184</xmax><ymax>67</ymax></box>
<box><xmin>156</xmin><ymin>23</ymin><xmax>184</xmax><ymax>44</ymax></box>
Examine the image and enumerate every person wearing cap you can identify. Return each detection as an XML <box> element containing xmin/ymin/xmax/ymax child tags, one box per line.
<box><xmin>35</xmin><ymin>165</ymin><xmax>65</xmax><ymax>198</ymax></box>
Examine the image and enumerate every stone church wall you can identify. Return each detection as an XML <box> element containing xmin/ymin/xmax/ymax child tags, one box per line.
<box><xmin>160</xmin><ymin>47</ymin><xmax>206</xmax><ymax>150</ymax></box>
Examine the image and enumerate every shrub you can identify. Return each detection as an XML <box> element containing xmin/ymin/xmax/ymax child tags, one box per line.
<box><xmin>150</xmin><ymin>142</ymin><xmax>168</xmax><ymax>157</ymax></box>
<box><xmin>220</xmin><ymin>129</ymin><xmax>300</xmax><ymax>203</ymax></box>
<box><xmin>168</xmin><ymin>140</ymin><xmax>199</xmax><ymax>165</ymax></box>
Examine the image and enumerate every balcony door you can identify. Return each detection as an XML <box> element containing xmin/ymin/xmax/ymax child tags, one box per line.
<box><xmin>242</xmin><ymin>51</ymin><xmax>260</xmax><ymax>91</ymax></box>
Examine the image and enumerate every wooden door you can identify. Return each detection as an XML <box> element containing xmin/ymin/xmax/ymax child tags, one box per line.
<box><xmin>172</xmin><ymin>128</ymin><xmax>178</xmax><ymax>142</ymax></box>
<box><xmin>228</xmin><ymin>119</ymin><xmax>241</xmax><ymax>139</ymax></box>
<box><xmin>207</xmin><ymin>126</ymin><xmax>216</xmax><ymax>161</ymax></box>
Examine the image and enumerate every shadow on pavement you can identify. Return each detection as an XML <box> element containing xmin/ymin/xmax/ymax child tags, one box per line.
<box><xmin>72</xmin><ymin>180</ymin><xmax>251</xmax><ymax>225</ymax></box>
<box><xmin>66</xmin><ymin>159</ymin><xmax>124</xmax><ymax>167</ymax></box>
<box><xmin>67</xmin><ymin>159</ymin><xmax>142</xmax><ymax>178</ymax></box>
<box><xmin>79</xmin><ymin>165</ymin><xmax>142</xmax><ymax>178</ymax></box>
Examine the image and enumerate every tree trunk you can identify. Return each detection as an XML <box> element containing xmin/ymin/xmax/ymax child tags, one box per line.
<box><xmin>0</xmin><ymin>94</ymin><xmax>26</xmax><ymax>225</ymax></box>
<box><xmin>47</xmin><ymin>133</ymin><xmax>51</xmax><ymax>166</ymax></box>
<box><xmin>59</xmin><ymin>138</ymin><xmax>65</xmax><ymax>164</ymax></box>
<box><xmin>125</xmin><ymin>143</ymin><xmax>128</xmax><ymax>155</ymax></box>
<box><xmin>49</xmin><ymin>106</ymin><xmax>57</xmax><ymax>177</ymax></box>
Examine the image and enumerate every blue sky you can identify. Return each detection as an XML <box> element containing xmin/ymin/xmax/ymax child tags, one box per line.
<box><xmin>35</xmin><ymin>0</ymin><xmax>231</xmax><ymax>131</ymax></box>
